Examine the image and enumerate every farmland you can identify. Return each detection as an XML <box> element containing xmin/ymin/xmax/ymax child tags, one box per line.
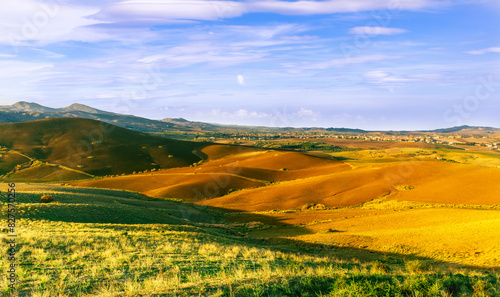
<box><xmin>1</xmin><ymin>118</ymin><xmax>500</xmax><ymax>296</ymax></box>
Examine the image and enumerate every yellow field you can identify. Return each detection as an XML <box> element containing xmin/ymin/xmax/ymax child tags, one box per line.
<box><xmin>245</xmin><ymin>206</ymin><xmax>500</xmax><ymax>267</ymax></box>
<box><xmin>69</xmin><ymin>143</ymin><xmax>500</xmax><ymax>269</ymax></box>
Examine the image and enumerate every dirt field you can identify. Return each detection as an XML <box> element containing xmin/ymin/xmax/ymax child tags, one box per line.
<box><xmin>70</xmin><ymin>142</ymin><xmax>500</xmax><ymax>268</ymax></box>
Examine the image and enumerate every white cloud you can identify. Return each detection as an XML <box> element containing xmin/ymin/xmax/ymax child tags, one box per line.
<box><xmin>349</xmin><ymin>26</ymin><xmax>408</xmax><ymax>35</ymax></box>
<box><xmin>297</xmin><ymin>108</ymin><xmax>320</xmax><ymax>121</ymax></box>
<box><xmin>464</xmin><ymin>47</ymin><xmax>500</xmax><ymax>55</ymax></box>
<box><xmin>363</xmin><ymin>71</ymin><xmax>416</xmax><ymax>87</ymax></box>
<box><xmin>211</xmin><ymin>109</ymin><xmax>272</xmax><ymax>119</ymax></box>
<box><xmin>0</xmin><ymin>0</ymin><xmax>447</xmax><ymax>46</ymax></box>
<box><xmin>207</xmin><ymin>107</ymin><xmax>322</xmax><ymax>124</ymax></box>
<box><xmin>133</xmin><ymin>24</ymin><xmax>313</xmax><ymax>69</ymax></box>
<box><xmin>138</xmin><ymin>49</ymin><xmax>267</xmax><ymax>69</ymax></box>
<box><xmin>93</xmin><ymin>0</ymin><xmax>446</xmax><ymax>25</ymax></box>
<box><xmin>94</xmin><ymin>0</ymin><xmax>246</xmax><ymax>23</ymax></box>
<box><xmin>247</xmin><ymin>0</ymin><xmax>445</xmax><ymax>15</ymax></box>
<box><xmin>0</xmin><ymin>0</ymin><xmax>102</xmax><ymax>45</ymax></box>
<box><xmin>0</xmin><ymin>54</ymin><xmax>17</xmax><ymax>58</ymax></box>
<box><xmin>280</xmin><ymin>35</ymin><xmax>318</xmax><ymax>41</ymax></box>
<box><xmin>295</xmin><ymin>54</ymin><xmax>400</xmax><ymax>70</ymax></box>
<box><xmin>237</xmin><ymin>74</ymin><xmax>245</xmax><ymax>86</ymax></box>
<box><xmin>0</xmin><ymin>60</ymin><xmax>53</xmax><ymax>78</ymax></box>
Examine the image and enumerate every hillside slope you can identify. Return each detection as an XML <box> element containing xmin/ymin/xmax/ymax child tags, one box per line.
<box><xmin>0</xmin><ymin>118</ymin><xmax>206</xmax><ymax>177</ymax></box>
<box><xmin>72</xmin><ymin>147</ymin><xmax>350</xmax><ymax>200</ymax></box>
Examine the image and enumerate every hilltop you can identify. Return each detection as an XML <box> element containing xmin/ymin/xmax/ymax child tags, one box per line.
<box><xmin>0</xmin><ymin>101</ymin><xmax>221</xmax><ymax>132</ymax></box>
<box><xmin>0</xmin><ymin>118</ymin><xmax>207</xmax><ymax>179</ymax></box>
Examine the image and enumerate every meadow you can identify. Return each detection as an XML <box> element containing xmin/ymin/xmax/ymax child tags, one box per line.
<box><xmin>1</xmin><ymin>183</ymin><xmax>500</xmax><ymax>296</ymax></box>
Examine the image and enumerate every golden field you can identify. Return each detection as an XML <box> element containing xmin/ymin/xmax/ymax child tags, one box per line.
<box><xmin>69</xmin><ymin>142</ymin><xmax>500</xmax><ymax>270</ymax></box>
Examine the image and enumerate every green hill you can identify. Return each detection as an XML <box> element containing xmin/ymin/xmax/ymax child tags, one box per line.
<box><xmin>0</xmin><ymin>118</ymin><xmax>206</xmax><ymax>178</ymax></box>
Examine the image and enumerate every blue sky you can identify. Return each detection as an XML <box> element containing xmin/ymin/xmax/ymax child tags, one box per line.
<box><xmin>0</xmin><ymin>0</ymin><xmax>499</xmax><ymax>130</ymax></box>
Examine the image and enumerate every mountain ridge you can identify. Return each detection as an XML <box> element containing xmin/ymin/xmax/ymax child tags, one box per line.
<box><xmin>0</xmin><ymin>101</ymin><xmax>498</xmax><ymax>133</ymax></box>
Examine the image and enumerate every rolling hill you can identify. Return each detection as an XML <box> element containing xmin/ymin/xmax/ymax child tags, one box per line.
<box><xmin>73</xmin><ymin>148</ymin><xmax>350</xmax><ymax>201</ymax></box>
<box><xmin>0</xmin><ymin>118</ymin><xmax>208</xmax><ymax>179</ymax></box>
<box><xmin>73</xmin><ymin>145</ymin><xmax>500</xmax><ymax>212</ymax></box>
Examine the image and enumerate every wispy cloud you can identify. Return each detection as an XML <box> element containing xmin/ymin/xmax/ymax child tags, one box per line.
<box><xmin>243</xmin><ymin>0</ymin><xmax>446</xmax><ymax>15</ymax></box>
<box><xmin>288</xmin><ymin>54</ymin><xmax>401</xmax><ymax>70</ymax></box>
<box><xmin>0</xmin><ymin>60</ymin><xmax>53</xmax><ymax>78</ymax></box>
<box><xmin>349</xmin><ymin>26</ymin><xmax>408</xmax><ymax>35</ymax></box>
<box><xmin>0</xmin><ymin>0</ymin><xmax>453</xmax><ymax>47</ymax></box>
<box><xmin>211</xmin><ymin>109</ymin><xmax>272</xmax><ymax>120</ymax></box>
<box><xmin>297</xmin><ymin>108</ymin><xmax>320</xmax><ymax>121</ymax></box>
<box><xmin>363</xmin><ymin>71</ymin><xmax>416</xmax><ymax>84</ymax></box>
<box><xmin>0</xmin><ymin>0</ymin><xmax>498</xmax><ymax>129</ymax></box>
<box><xmin>204</xmin><ymin>107</ymin><xmax>323</xmax><ymax>126</ymax></box>
<box><xmin>464</xmin><ymin>47</ymin><xmax>500</xmax><ymax>55</ymax></box>
<box><xmin>0</xmin><ymin>0</ymin><xmax>102</xmax><ymax>45</ymax></box>
<box><xmin>93</xmin><ymin>0</ymin><xmax>246</xmax><ymax>23</ymax></box>
<box><xmin>93</xmin><ymin>0</ymin><xmax>447</xmax><ymax>25</ymax></box>
<box><xmin>0</xmin><ymin>54</ymin><xmax>17</xmax><ymax>58</ymax></box>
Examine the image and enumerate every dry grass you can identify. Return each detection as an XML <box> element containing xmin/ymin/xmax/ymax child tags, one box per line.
<box><xmin>0</xmin><ymin>180</ymin><xmax>499</xmax><ymax>296</ymax></box>
<box><xmin>2</xmin><ymin>217</ymin><xmax>499</xmax><ymax>296</ymax></box>
<box><xmin>248</xmin><ymin>206</ymin><xmax>500</xmax><ymax>268</ymax></box>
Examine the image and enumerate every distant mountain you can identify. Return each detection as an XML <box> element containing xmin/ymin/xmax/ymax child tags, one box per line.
<box><xmin>4</xmin><ymin>101</ymin><xmax>59</xmax><ymax>113</ymax></box>
<box><xmin>64</xmin><ymin>103</ymin><xmax>111</xmax><ymax>114</ymax></box>
<box><xmin>326</xmin><ymin>127</ymin><xmax>369</xmax><ymax>133</ymax></box>
<box><xmin>420</xmin><ymin>125</ymin><xmax>498</xmax><ymax>134</ymax></box>
<box><xmin>2</xmin><ymin>101</ymin><xmax>109</xmax><ymax>114</ymax></box>
<box><xmin>0</xmin><ymin>101</ymin><xmax>498</xmax><ymax>134</ymax></box>
<box><xmin>0</xmin><ymin>101</ymin><xmax>204</xmax><ymax>133</ymax></box>
<box><xmin>0</xmin><ymin>101</ymin><xmax>248</xmax><ymax>133</ymax></box>
<box><xmin>162</xmin><ymin>117</ymin><xmax>190</xmax><ymax>123</ymax></box>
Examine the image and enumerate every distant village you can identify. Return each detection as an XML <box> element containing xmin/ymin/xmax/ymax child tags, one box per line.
<box><xmin>193</xmin><ymin>131</ymin><xmax>500</xmax><ymax>151</ymax></box>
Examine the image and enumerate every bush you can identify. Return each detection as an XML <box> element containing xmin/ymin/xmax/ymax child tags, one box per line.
<box><xmin>405</xmin><ymin>260</ymin><xmax>424</xmax><ymax>274</ymax></box>
<box><xmin>370</xmin><ymin>261</ymin><xmax>389</xmax><ymax>274</ymax></box>
<box><xmin>40</xmin><ymin>195</ymin><xmax>54</xmax><ymax>203</ymax></box>
<box><xmin>301</xmin><ymin>203</ymin><xmax>327</xmax><ymax>211</ymax></box>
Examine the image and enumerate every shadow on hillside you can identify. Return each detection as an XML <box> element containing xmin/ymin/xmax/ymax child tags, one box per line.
<box><xmin>15</xmin><ymin>185</ymin><xmax>294</xmax><ymax>226</ymax></box>
<box><xmin>165</xmin><ymin>201</ymin><xmax>500</xmax><ymax>271</ymax></box>
<box><xmin>189</xmin><ymin>205</ymin><xmax>500</xmax><ymax>271</ymax></box>
<box><xmin>330</xmin><ymin>156</ymin><xmax>353</xmax><ymax>161</ymax></box>
<box><xmin>14</xmin><ymin>184</ymin><xmax>499</xmax><ymax>271</ymax></box>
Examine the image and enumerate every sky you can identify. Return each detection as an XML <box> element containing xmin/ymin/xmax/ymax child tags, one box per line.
<box><xmin>0</xmin><ymin>0</ymin><xmax>499</xmax><ymax>130</ymax></box>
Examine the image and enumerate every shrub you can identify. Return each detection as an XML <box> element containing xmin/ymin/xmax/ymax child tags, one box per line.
<box><xmin>405</xmin><ymin>260</ymin><xmax>423</xmax><ymax>274</ymax></box>
<box><xmin>40</xmin><ymin>195</ymin><xmax>54</xmax><ymax>203</ymax></box>
<box><xmin>370</xmin><ymin>261</ymin><xmax>389</xmax><ymax>274</ymax></box>
<box><xmin>301</xmin><ymin>203</ymin><xmax>327</xmax><ymax>211</ymax></box>
<box><xmin>472</xmin><ymin>279</ymin><xmax>490</xmax><ymax>296</ymax></box>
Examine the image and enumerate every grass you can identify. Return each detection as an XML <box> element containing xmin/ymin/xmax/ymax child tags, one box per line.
<box><xmin>2</xmin><ymin>219</ymin><xmax>500</xmax><ymax>296</ymax></box>
<box><xmin>0</xmin><ymin>184</ymin><xmax>499</xmax><ymax>296</ymax></box>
